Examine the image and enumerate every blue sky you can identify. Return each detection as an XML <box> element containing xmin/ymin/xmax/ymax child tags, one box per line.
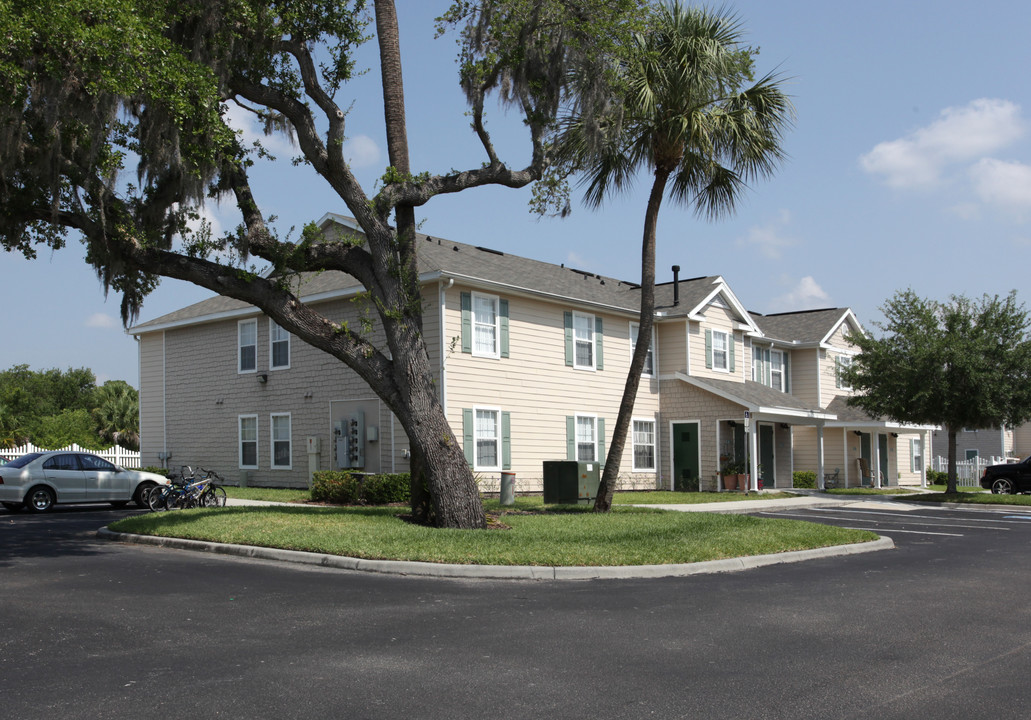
<box><xmin>4</xmin><ymin>0</ymin><xmax>1031</xmax><ymax>386</ymax></box>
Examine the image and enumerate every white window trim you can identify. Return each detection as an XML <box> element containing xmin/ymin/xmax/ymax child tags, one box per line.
<box><xmin>269</xmin><ymin>319</ymin><xmax>291</xmax><ymax>370</ymax></box>
<box><xmin>270</xmin><ymin>412</ymin><xmax>293</xmax><ymax>470</ymax></box>
<box><xmin>711</xmin><ymin>329</ymin><xmax>730</xmax><ymax>373</ymax></box>
<box><xmin>630</xmin><ymin>322</ymin><xmax>655</xmax><ymax>377</ymax></box>
<box><xmin>631</xmin><ymin>417</ymin><xmax>657</xmax><ymax>472</ymax></box>
<box><xmin>472</xmin><ymin>405</ymin><xmax>502</xmax><ymax>472</ymax></box>
<box><xmin>471</xmin><ymin>292</ymin><xmax>501</xmax><ymax>359</ymax></box>
<box><xmin>910</xmin><ymin>438</ymin><xmax>923</xmax><ymax>473</ymax></box>
<box><xmin>238</xmin><ymin>319</ymin><xmax>258</xmax><ymax>374</ymax></box>
<box><xmin>572</xmin><ymin>311</ymin><xmax>596</xmax><ymax>371</ymax></box>
<box><xmin>239</xmin><ymin>414</ymin><xmax>258</xmax><ymax>470</ymax></box>
<box><xmin>836</xmin><ymin>355</ymin><xmax>853</xmax><ymax>390</ymax></box>
<box><xmin>575</xmin><ymin>413</ymin><xmax>599</xmax><ymax>463</ymax></box>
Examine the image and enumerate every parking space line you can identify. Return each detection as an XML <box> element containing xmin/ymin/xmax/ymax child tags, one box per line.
<box><xmin>840</xmin><ymin>526</ymin><xmax>965</xmax><ymax>537</ymax></box>
<box><xmin>761</xmin><ymin>510</ymin><xmax>1006</xmax><ymax>532</ymax></box>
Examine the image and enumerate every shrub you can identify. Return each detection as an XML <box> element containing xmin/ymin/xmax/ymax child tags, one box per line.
<box><xmin>793</xmin><ymin>471</ymin><xmax>817</xmax><ymax>489</ymax></box>
<box><xmin>926</xmin><ymin>469</ymin><xmax>949</xmax><ymax>484</ymax></box>
<box><xmin>141</xmin><ymin>466</ymin><xmax>171</xmax><ymax>477</ymax></box>
<box><xmin>311</xmin><ymin>471</ymin><xmax>411</xmax><ymax>505</ymax></box>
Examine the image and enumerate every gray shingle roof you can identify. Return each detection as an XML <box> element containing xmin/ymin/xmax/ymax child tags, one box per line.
<box><xmin>749</xmin><ymin>308</ymin><xmax>851</xmax><ymax>344</ymax></box>
<box><xmin>684</xmin><ymin>375</ymin><xmax>826</xmax><ymax>414</ymax></box>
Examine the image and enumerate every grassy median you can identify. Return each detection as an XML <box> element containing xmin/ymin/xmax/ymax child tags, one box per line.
<box><xmin>109</xmin><ymin>502</ymin><xmax>877</xmax><ymax>567</ymax></box>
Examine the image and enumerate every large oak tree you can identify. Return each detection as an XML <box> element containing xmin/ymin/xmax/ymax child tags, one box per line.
<box><xmin>0</xmin><ymin>0</ymin><xmax>641</xmax><ymax>527</ymax></box>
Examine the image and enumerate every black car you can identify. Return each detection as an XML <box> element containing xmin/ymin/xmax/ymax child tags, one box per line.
<box><xmin>980</xmin><ymin>456</ymin><xmax>1031</xmax><ymax>494</ymax></box>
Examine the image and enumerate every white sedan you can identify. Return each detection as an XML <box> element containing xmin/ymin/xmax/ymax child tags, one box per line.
<box><xmin>0</xmin><ymin>451</ymin><xmax>168</xmax><ymax>513</ymax></box>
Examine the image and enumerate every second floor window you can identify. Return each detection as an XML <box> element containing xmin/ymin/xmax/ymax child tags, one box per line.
<box><xmin>473</xmin><ymin>293</ymin><xmax>499</xmax><ymax>357</ymax></box>
<box><xmin>711</xmin><ymin>330</ymin><xmax>729</xmax><ymax>371</ymax></box>
<box><xmin>770</xmin><ymin>350</ymin><xmax>785</xmax><ymax>391</ymax></box>
<box><xmin>630</xmin><ymin>323</ymin><xmax>655</xmax><ymax>376</ymax></box>
<box><xmin>573</xmin><ymin>312</ymin><xmax>595</xmax><ymax>369</ymax></box>
<box><xmin>270</xmin><ymin>320</ymin><xmax>290</xmax><ymax>369</ymax></box>
<box><xmin>239</xmin><ymin>319</ymin><xmax>257</xmax><ymax>373</ymax></box>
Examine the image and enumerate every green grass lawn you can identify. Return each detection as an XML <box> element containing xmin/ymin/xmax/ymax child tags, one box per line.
<box><xmin>109</xmin><ymin>503</ymin><xmax>877</xmax><ymax>567</ymax></box>
<box><xmin>224</xmin><ymin>486</ymin><xmax>312</xmax><ymax>503</ymax></box>
<box><xmin>903</xmin><ymin>491</ymin><xmax>1031</xmax><ymax>506</ymax></box>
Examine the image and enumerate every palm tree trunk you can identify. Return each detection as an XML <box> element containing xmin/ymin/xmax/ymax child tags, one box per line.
<box><xmin>594</xmin><ymin>169</ymin><xmax>670</xmax><ymax>512</ymax></box>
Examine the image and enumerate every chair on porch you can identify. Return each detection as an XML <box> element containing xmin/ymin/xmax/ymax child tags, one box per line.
<box><xmin>823</xmin><ymin>468</ymin><xmax>840</xmax><ymax>489</ymax></box>
<box><xmin>856</xmin><ymin>458</ymin><xmax>874</xmax><ymax>487</ymax></box>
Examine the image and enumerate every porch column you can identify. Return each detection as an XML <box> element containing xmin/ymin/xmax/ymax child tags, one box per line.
<box><xmin>748</xmin><ymin>424</ymin><xmax>759</xmax><ymax>492</ymax></box>
<box><xmin>816</xmin><ymin>422</ymin><xmax>826</xmax><ymax>490</ymax></box>
<box><xmin>874</xmin><ymin>434</ymin><xmax>882</xmax><ymax>489</ymax></box>
<box><xmin>921</xmin><ymin>430</ymin><xmax>928</xmax><ymax>488</ymax></box>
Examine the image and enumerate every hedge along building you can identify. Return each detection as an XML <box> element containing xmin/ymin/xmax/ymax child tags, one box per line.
<box><xmin>130</xmin><ymin>214</ymin><xmax>932</xmax><ymax>490</ymax></box>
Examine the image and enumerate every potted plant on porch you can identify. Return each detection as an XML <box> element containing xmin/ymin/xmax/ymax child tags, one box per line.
<box><xmin>720</xmin><ymin>460</ymin><xmax>748</xmax><ymax>492</ymax></box>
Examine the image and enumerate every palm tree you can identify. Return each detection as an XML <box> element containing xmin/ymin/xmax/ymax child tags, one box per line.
<box><xmin>555</xmin><ymin>2</ymin><xmax>793</xmax><ymax>511</ymax></box>
<box><xmin>92</xmin><ymin>382</ymin><xmax>140</xmax><ymax>451</ymax></box>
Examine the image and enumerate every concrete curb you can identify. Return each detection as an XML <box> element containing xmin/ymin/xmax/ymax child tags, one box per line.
<box><xmin>96</xmin><ymin>527</ymin><xmax>894</xmax><ymax>580</ymax></box>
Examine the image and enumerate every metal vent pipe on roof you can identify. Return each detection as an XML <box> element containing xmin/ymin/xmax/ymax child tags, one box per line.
<box><xmin>672</xmin><ymin>265</ymin><xmax>680</xmax><ymax>305</ymax></box>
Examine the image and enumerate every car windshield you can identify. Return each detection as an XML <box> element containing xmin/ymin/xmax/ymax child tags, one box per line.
<box><xmin>3</xmin><ymin>453</ymin><xmax>42</xmax><ymax>468</ymax></box>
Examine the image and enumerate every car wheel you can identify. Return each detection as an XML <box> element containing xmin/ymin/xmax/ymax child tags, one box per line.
<box><xmin>2</xmin><ymin>501</ymin><xmax>24</xmax><ymax>513</ymax></box>
<box><xmin>992</xmin><ymin>478</ymin><xmax>1014</xmax><ymax>494</ymax></box>
<box><xmin>133</xmin><ymin>482</ymin><xmax>156</xmax><ymax>508</ymax></box>
<box><xmin>25</xmin><ymin>486</ymin><xmax>55</xmax><ymax>513</ymax></box>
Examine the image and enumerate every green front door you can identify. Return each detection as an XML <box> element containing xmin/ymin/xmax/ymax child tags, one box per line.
<box><xmin>860</xmin><ymin>432</ymin><xmax>872</xmax><ymax>486</ymax></box>
<box><xmin>759</xmin><ymin>424</ymin><xmax>775</xmax><ymax>489</ymax></box>
<box><xmin>672</xmin><ymin>422</ymin><xmax>700</xmax><ymax>492</ymax></box>
<box><xmin>878</xmin><ymin>434</ymin><xmax>890</xmax><ymax>486</ymax></box>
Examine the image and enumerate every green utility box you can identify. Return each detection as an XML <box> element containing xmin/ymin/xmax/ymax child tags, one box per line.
<box><xmin>543</xmin><ymin>460</ymin><xmax>600</xmax><ymax>504</ymax></box>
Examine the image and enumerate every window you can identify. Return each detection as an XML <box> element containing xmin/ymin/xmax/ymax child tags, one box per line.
<box><xmin>835</xmin><ymin>355</ymin><xmax>853</xmax><ymax>390</ymax></box>
<box><xmin>630</xmin><ymin>323</ymin><xmax>655</xmax><ymax>376</ymax></box>
<box><xmin>474</xmin><ymin>408</ymin><xmax>501</xmax><ymax>470</ymax></box>
<box><xmin>270</xmin><ymin>413</ymin><xmax>292</xmax><ymax>469</ymax></box>
<box><xmin>270</xmin><ymin>320</ymin><xmax>290</xmax><ymax>369</ymax></box>
<box><xmin>573</xmin><ymin>312</ymin><xmax>595</xmax><ymax>369</ymax></box>
<box><xmin>576</xmin><ymin>415</ymin><xmax>597</xmax><ymax>462</ymax></box>
<box><xmin>770</xmin><ymin>350</ymin><xmax>785</xmax><ymax>391</ymax></box>
<box><xmin>711</xmin><ymin>330</ymin><xmax>729</xmax><ymax>371</ymax></box>
<box><xmin>910</xmin><ymin>438</ymin><xmax>923</xmax><ymax>473</ymax></box>
<box><xmin>472</xmin><ymin>293</ymin><xmax>499</xmax><ymax>358</ymax></box>
<box><xmin>78</xmin><ymin>454</ymin><xmax>117</xmax><ymax>471</ymax></box>
<box><xmin>632</xmin><ymin>419</ymin><xmax>656</xmax><ymax>471</ymax></box>
<box><xmin>238</xmin><ymin>319</ymin><xmax>257</xmax><ymax>373</ymax></box>
<box><xmin>239</xmin><ymin>415</ymin><xmax>258</xmax><ymax>469</ymax></box>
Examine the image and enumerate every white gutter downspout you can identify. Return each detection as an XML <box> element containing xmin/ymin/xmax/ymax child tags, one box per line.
<box><xmin>439</xmin><ymin>278</ymin><xmax>455</xmax><ymax>414</ymax></box>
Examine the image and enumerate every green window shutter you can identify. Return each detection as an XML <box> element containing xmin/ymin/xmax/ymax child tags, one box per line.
<box><xmin>597</xmin><ymin>417</ymin><xmax>606</xmax><ymax>466</ymax></box>
<box><xmin>460</xmin><ymin>293</ymin><xmax>472</xmax><ymax>354</ymax></box>
<box><xmin>499</xmin><ymin>299</ymin><xmax>510</xmax><ymax>358</ymax></box>
<box><xmin>501</xmin><ymin>411</ymin><xmax>511</xmax><ymax>470</ymax></box>
<box><xmin>564</xmin><ymin>312</ymin><xmax>574</xmax><ymax>366</ymax></box>
<box><xmin>566</xmin><ymin>416</ymin><xmax>576</xmax><ymax>460</ymax></box>
<box><xmin>705</xmin><ymin>329</ymin><xmax>713</xmax><ymax>369</ymax></box>
<box><xmin>783</xmin><ymin>353</ymin><xmax>791</xmax><ymax>393</ymax></box>
<box><xmin>729</xmin><ymin>332</ymin><xmax>735</xmax><ymax>372</ymax></box>
<box><xmin>462</xmin><ymin>408</ymin><xmax>474</xmax><ymax>465</ymax></box>
<box><xmin>765</xmin><ymin>348</ymin><xmax>772</xmax><ymax>386</ymax></box>
<box><xmin>595</xmin><ymin>317</ymin><xmax>604</xmax><ymax>370</ymax></box>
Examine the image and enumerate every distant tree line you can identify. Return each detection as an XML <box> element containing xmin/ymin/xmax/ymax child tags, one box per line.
<box><xmin>0</xmin><ymin>365</ymin><xmax>139</xmax><ymax>450</ymax></box>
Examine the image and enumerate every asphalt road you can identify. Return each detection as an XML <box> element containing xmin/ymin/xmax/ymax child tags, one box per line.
<box><xmin>3</xmin><ymin>500</ymin><xmax>1031</xmax><ymax>720</ymax></box>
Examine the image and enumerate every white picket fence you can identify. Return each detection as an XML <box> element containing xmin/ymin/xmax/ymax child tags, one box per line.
<box><xmin>0</xmin><ymin>442</ymin><xmax>141</xmax><ymax>468</ymax></box>
<box><xmin>929</xmin><ymin>455</ymin><xmax>1009</xmax><ymax>486</ymax></box>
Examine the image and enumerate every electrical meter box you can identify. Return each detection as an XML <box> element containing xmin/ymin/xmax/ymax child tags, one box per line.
<box><xmin>542</xmin><ymin>460</ymin><xmax>600</xmax><ymax>504</ymax></box>
<box><xmin>333</xmin><ymin>410</ymin><xmax>366</xmax><ymax>469</ymax></box>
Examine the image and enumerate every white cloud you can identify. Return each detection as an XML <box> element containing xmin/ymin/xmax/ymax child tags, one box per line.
<box><xmin>86</xmin><ymin>313</ymin><xmax>118</xmax><ymax>329</ymax></box>
<box><xmin>344</xmin><ymin>134</ymin><xmax>381</xmax><ymax>169</ymax></box>
<box><xmin>771</xmin><ymin>276</ymin><xmax>830</xmax><ymax>312</ymax></box>
<box><xmin>969</xmin><ymin>158</ymin><xmax>1031</xmax><ymax>213</ymax></box>
<box><xmin>859</xmin><ymin>98</ymin><xmax>1024</xmax><ymax>188</ymax></box>
<box><xmin>738</xmin><ymin>210</ymin><xmax>796</xmax><ymax>260</ymax></box>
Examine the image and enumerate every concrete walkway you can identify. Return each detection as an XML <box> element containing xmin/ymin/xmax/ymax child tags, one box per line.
<box><xmin>99</xmin><ymin>491</ymin><xmax>900</xmax><ymax>580</ymax></box>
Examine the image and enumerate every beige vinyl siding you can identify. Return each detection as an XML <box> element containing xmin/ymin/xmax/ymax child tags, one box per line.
<box><xmin>443</xmin><ymin>285</ymin><xmax>659</xmax><ymax>490</ymax></box>
<box><xmin>138</xmin><ymin>332</ymin><xmax>166</xmax><ymax>468</ymax></box>
<box><xmin>657</xmin><ymin>319</ymin><xmax>688</xmax><ymax>375</ymax></box>
<box><xmin>896</xmin><ymin>432</ymin><xmax>927</xmax><ymax>484</ymax></box>
<box><xmin>689</xmin><ymin>304</ymin><xmax>744</xmax><ymax>383</ymax></box>
<box><xmin>789</xmin><ymin>349</ymin><xmax>820</xmax><ymax>406</ymax></box>
<box><xmin>1014</xmin><ymin>423</ymin><xmax>1031</xmax><ymax>457</ymax></box>
<box><xmin>155</xmin><ymin>296</ymin><xmax>407</xmax><ymax>487</ymax></box>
